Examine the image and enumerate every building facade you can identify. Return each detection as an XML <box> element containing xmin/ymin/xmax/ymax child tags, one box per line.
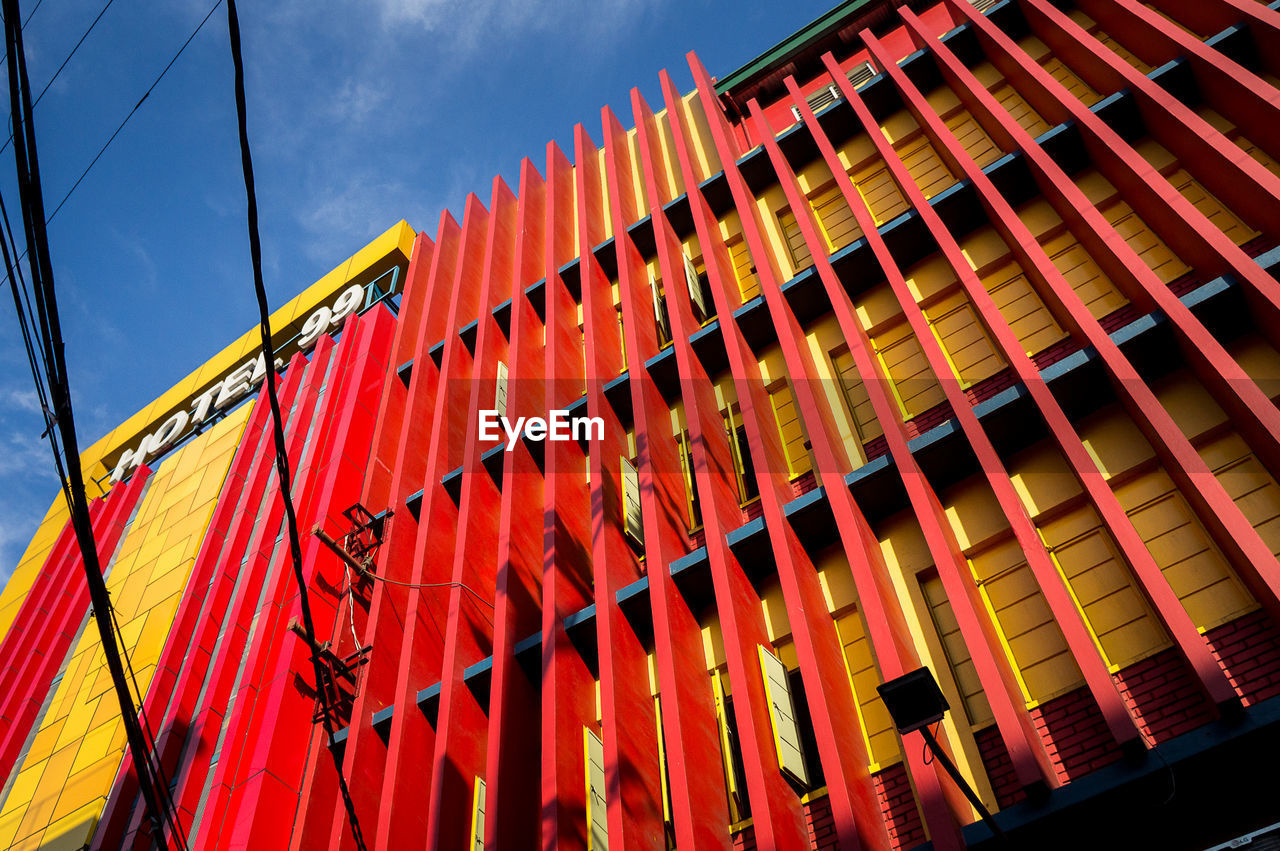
<box><xmin>2</xmin><ymin>0</ymin><xmax>1280</xmax><ymax>847</ymax></box>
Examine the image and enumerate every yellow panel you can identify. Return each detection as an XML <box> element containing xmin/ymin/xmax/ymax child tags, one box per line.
<box><xmin>810</xmin><ymin>182</ymin><xmax>862</xmax><ymax>254</ymax></box>
<box><xmin>1202</xmin><ymin>431</ymin><xmax>1280</xmax><ymax>559</ymax></box>
<box><xmin>768</xmin><ymin>382</ymin><xmax>813</xmax><ymax>478</ymax></box>
<box><xmin>778</xmin><ymin>207</ymin><xmax>813</xmax><ymax>275</ymax></box>
<box><xmin>943</xmin><ymin>108</ymin><xmax>1002</xmax><ymax>168</ymax></box>
<box><xmin>0</xmin><ymin>408</ymin><xmax>249</xmax><ymax>841</ymax></box>
<box><xmin>1010</xmin><ymin>442</ymin><xmax>1082</xmax><ymax>518</ymax></box>
<box><xmin>832</xmin><ymin>349</ymin><xmax>884</xmax><ymax>446</ymax></box>
<box><xmin>851</xmin><ymin>158</ymin><xmax>910</xmax><ymax>225</ymax></box>
<box><xmin>969</xmin><ymin>536</ymin><xmax>1083</xmax><ymax>704</ymax></box>
<box><xmin>1116</xmin><ymin>466</ymin><xmax>1255</xmax><ymax>630</ymax></box>
<box><xmin>921</xmin><ymin>574</ymin><xmax>994</xmax><ymax>727</ymax></box>
<box><xmin>990</xmin><ymin>82</ymin><xmax>1050</xmax><ymax>138</ymax></box>
<box><xmin>1154</xmin><ymin>372</ymin><xmax>1228</xmax><ymax>442</ymax></box>
<box><xmin>1042</xmin><ymin>57</ymin><xmax>1100</xmax><ymax>106</ymax></box>
<box><xmin>923</xmin><ymin>290</ymin><xmax>1005</xmax><ymax>386</ymax></box>
<box><xmin>1094</xmin><ymin>31</ymin><xmax>1154</xmax><ymax>73</ymax></box>
<box><xmin>835</xmin><ymin>610</ymin><xmax>900</xmax><ymax>768</ymax></box>
<box><xmin>1038</xmin><ymin>503</ymin><xmax>1168</xmax><ymax>668</ymax></box>
<box><xmin>727</xmin><ymin>235</ymin><xmax>761</xmax><ymax>302</ymax></box>
<box><xmin>895</xmin><ymin>132</ymin><xmax>956</xmax><ymax>199</ymax></box>
<box><xmin>981</xmin><ymin>259</ymin><xmax>1067</xmax><ymax>356</ymax></box>
<box><xmin>1167</xmin><ymin>169</ymin><xmax>1260</xmax><ymax>246</ymax></box>
<box><xmin>1042</xmin><ymin>231</ymin><xmax>1129</xmax><ymax>318</ymax></box>
<box><xmin>870</xmin><ymin>321</ymin><xmax>946</xmax><ymax>418</ymax></box>
<box><xmin>1080</xmin><ymin>407</ymin><xmax>1157</xmax><ymax>479</ymax></box>
<box><xmin>1100</xmin><ymin>200</ymin><xmax>1190</xmax><ymax>284</ymax></box>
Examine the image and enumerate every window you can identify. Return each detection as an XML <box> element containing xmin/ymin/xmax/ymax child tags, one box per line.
<box><xmin>1042</xmin><ymin>230</ymin><xmax>1130</xmax><ymax>318</ymax></box>
<box><xmin>620</xmin><ymin>456</ymin><xmax>643</xmax><ymax>546</ymax></box>
<box><xmin>758</xmin><ymin>645</ymin><xmax>810</xmax><ymax>786</ymax></box>
<box><xmin>649</xmin><ymin>272</ymin><xmax>672</xmax><ymax>347</ymax></box>
<box><xmin>727</xmin><ymin>236</ymin><xmax>761</xmax><ymax>302</ymax></box>
<box><xmin>920</xmin><ymin>573</ymin><xmax>994</xmax><ymax>727</ymax></box>
<box><xmin>584</xmin><ymin>727</ymin><xmax>608</xmax><ymax>850</ymax></box>
<box><xmin>768</xmin><ymin>381</ymin><xmax>813</xmax><ymax>479</ymax></box>
<box><xmin>846</xmin><ymin>60</ymin><xmax>876</xmax><ymax>89</ymax></box>
<box><xmin>850</xmin><ymin>158</ymin><xmax>909</xmax><ymax>225</ymax></box>
<box><xmin>778</xmin><ymin>207</ymin><xmax>813</xmax><ymax>274</ymax></box>
<box><xmin>979</xmin><ymin>258</ymin><xmax>1068</xmax><ymax>357</ymax></box>
<box><xmin>835</xmin><ymin>608</ymin><xmax>901</xmax><ymax>767</ymax></box>
<box><xmin>711</xmin><ymin>669</ymin><xmax>750</xmax><ymax>822</ymax></box>
<box><xmin>494</xmin><ymin>362</ymin><xmax>508</xmax><ymax>419</ymax></box>
<box><xmin>791</xmin><ymin>83</ymin><xmax>841</xmax><ymax>122</ymax></box>
<box><xmin>724</xmin><ymin>411</ymin><xmax>760</xmax><ymax>504</ymax></box>
<box><xmin>831</xmin><ymin>348</ymin><xmax>884</xmax><ymax>450</ymax></box>
<box><xmin>922</xmin><ymin>290</ymin><xmax>1006</xmax><ymax>387</ymax></box>
<box><xmin>469</xmin><ymin>777</ymin><xmax>485</xmax><ymax>850</ymax></box>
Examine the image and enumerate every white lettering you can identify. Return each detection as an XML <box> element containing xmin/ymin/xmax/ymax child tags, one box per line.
<box><xmin>146</xmin><ymin>410</ymin><xmax>190</xmax><ymax>456</ymax></box>
<box><xmin>215</xmin><ymin>359</ymin><xmax>256</xmax><ymax>409</ymax></box>
<box><xmin>573</xmin><ymin>415</ymin><xmax>603</xmax><ymax>443</ymax></box>
<box><xmin>189</xmin><ymin>381</ymin><xmax>223</xmax><ymax>424</ymax></box>
<box><xmin>479</xmin><ymin>409</ymin><xmax>500</xmax><ymax>441</ymax></box>
<box><xmin>109</xmin><ymin>445</ymin><xmax>145</xmax><ymax>484</ymax></box>
<box><xmin>479</xmin><ymin>409</ymin><xmax>604</xmax><ymax>449</ymax></box>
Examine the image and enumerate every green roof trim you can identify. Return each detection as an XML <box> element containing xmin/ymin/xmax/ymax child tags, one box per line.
<box><xmin>713</xmin><ymin>0</ymin><xmax>883</xmax><ymax>96</ymax></box>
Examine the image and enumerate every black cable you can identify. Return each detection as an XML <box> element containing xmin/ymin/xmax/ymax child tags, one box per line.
<box><xmin>0</xmin><ymin>2</ymin><xmax>179</xmax><ymax>847</ymax></box>
<box><xmin>0</xmin><ymin>0</ymin><xmax>117</xmax><ymax>158</ymax></box>
<box><xmin>224</xmin><ymin>2</ymin><xmax>367</xmax><ymax>847</ymax></box>
<box><xmin>42</xmin><ymin>0</ymin><xmax>222</xmax><ymax>226</ymax></box>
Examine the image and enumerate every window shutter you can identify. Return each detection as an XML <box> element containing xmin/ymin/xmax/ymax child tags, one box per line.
<box><xmin>683</xmin><ymin>252</ymin><xmax>708</xmax><ymax>321</ymax></box>
<box><xmin>494</xmin><ymin>361</ymin><xmax>508</xmax><ymax>419</ymax></box>
<box><xmin>470</xmin><ymin>776</ymin><xmax>486</xmax><ymax>851</ymax></box>
<box><xmin>846</xmin><ymin>60</ymin><xmax>876</xmax><ymax>90</ymax></box>
<box><xmin>649</xmin><ymin>272</ymin><xmax>671</xmax><ymax>344</ymax></box>
<box><xmin>620</xmin><ymin>455</ymin><xmax>644</xmax><ymax>545</ymax></box>
<box><xmin>654</xmin><ymin>697</ymin><xmax>672</xmax><ymax>825</ymax></box>
<box><xmin>711</xmin><ymin>670</ymin><xmax>745</xmax><ymax>818</ymax></box>
<box><xmin>970</xmin><ymin>0</ymin><xmax>999</xmax><ymax>11</ymax></box>
<box><xmin>584</xmin><ymin>727</ymin><xmax>609</xmax><ymax>850</ymax></box>
<box><xmin>758</xmin><ymin>645</ymin><xmax>809</xmax><ymax>786</ymax></box>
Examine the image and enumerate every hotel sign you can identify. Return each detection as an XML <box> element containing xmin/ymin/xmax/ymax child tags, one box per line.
<box><xmin>108</xmin><ymin>278</ymin><xmax>385</xmax><ymax>484</ymax></box>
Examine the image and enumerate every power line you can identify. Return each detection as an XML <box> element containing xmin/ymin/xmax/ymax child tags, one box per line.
<box><xmin>0</xmin><ymin>0</ymin><xmax>118</xmax><ymax>158</ymax></box>
<box><xmin>224</xmin><ymin>1</ymin><xmax>367</xmax><ymax>848</ymax></box>
<box><xmin>44</xmin><ymin>0</ymin><xmax>223</xmax><ymax>226</ymax></box>
<box><xmin>0</xmin><ymin>0</ymin><xmax>183</xmax><ymax>846</ymax></box>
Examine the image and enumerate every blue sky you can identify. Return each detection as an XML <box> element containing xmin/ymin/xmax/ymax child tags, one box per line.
<box><xmin>0</xmin><ymin>0</ymin><xmax>838</xmax><ymax>578</ymax></box>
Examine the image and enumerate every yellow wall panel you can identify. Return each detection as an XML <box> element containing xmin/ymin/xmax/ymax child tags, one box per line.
<box><xmin>0</xmin><ymin>406</ymin><xmax>249</xmax><ymax>849</ymax></box>
<box><xmin>981</xmin><ymin>259</ymin><xmax>1067</xmax><ymax>356</ymax></box>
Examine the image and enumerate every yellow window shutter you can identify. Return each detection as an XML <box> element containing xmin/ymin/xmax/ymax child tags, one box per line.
<box><xmin>832</xmin><ymin>349</ymin><xmax>884</xmax><ymax>445</ymax></box>
<box><xmin>778</xmin><ymin>208</ymin><xmax>813</xmax><ymax>274</ymax></box>
<box><xmin>654</xmin><ymin>697</ymin><xmax>672</xmax><ymax>825</ymax></box>
<box><xmin>683</xmin><ymin>251</ymin><xmax>709</xmax><ymax>320</ymax></box>
<box><xmin>990</xmin><ymin>82</ymin><xmax>1050</xmax><ymax>138</ymax></box>
<box><xmin>943</xmin><ymin>109</ymin><xmax>1001</xmax><ymax>168</ymax></box>
<box><xmin>727</xmin><ymin>237</ymin><xmax>761</xmax><ymax>302</ymax></box>
<box><xmin>851</xmin><ymin>160</ymin><xmax>910</xmax><ymax>225</ymax></box>
<box><xmin>835</xmin><ymin>610</ymin><xmax>901</xmax><ymax>767</ymax></box>
<box><xmin>1100</xmin><ymin>201</ymin><xmax>1190</xmax><ymax>284</ymax></box>
<box><xmin>767</xmin><ymin>382</ymin><xmax>813</xmax><ymax>478</ymax></box>
<box><xmin>1168</xmin><ymin>169</ymin><xmax>1259</xmax><ymax>246</ymax></box>
<box><xmin>895</xmin><ymin>133</ymin><xmax>955</xmax><ymax>199</ymax></box>
<box><xmin>1041</xmin><ymin>57</ymin><xmax>1100</xmax><ymax>106</ymax></box>
<box><xmin>494</xmin><ymin>362</ymin><xmax>508</xmax><ymax>420</ymax></box>
<box><xmin>1203</xmin><ymin>432</ymin><xmax>1280</xmax><ymax>558</ymax></box>
<box><xmin>923</xmin><ymin>291</ymin><xmax>1006</xmax><ymax>386</ymax></box>
<box><xmin>870</xmin><ymin>322</ymin><xmax>945</xmax><ymax>419</ymax></box>
<box><xmin>470</xmin><ymin>776</ymin><xmax>486</xmax><ymax>851</ymax></box>
<box><xmin>969</xmin><ymin>536</ymin><xmax>1084</xmax><ymax>704</ymax></box>
<box><xmin>758</xmin><ymin>645</ymin><xmax>810</xmax><ymax>786</ymax></box>
<box><xmin>920</xmin><ymin>575</ymin><xmax>994</xmax><ymax>728</ymax></box>
<box><xmin>1042</xmin><ymin>232</ymin><xmax>1129</xmax><ymax>318</ymax></box>
<box><xmin>584</xmin><ymin>727</ymin><xmax>609</xmax><ymax>850</ymax></box>
<box><xmin>1117</xmin><ymin>464</ymin><xmax>1256</xmax><ymax>631</ymax></box>
<box><xmin>980</xmin><ymin>260</ymin><xmax>1067</xmax><ymax>356</ymax></box>
<box><xmin>649</xmin><ymin>272</ymin><xmax>670</xmax><ymax>344</ymax></box>
<box><xmin>810</xmin><ymin>183</ymin><xmax>861</xmax><ymax>254</ymax></box>
<box><xmin>711</xmin><ymin>670</ymin><xmax>745</xmax><ymax>819</ymax></box>
<box><xmin>620</xmin><ymin>455</ymin><xmax>644</xmax><ymax>545</ymax></box>
<box><xmin>1038</xmin><ymin>505</ymin><xmax>1169</xmax><ymax>669</ymax></box>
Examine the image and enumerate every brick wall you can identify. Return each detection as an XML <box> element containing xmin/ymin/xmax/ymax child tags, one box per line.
<box><xmin>1205</xmin><ymin>609</ymin><xmax>1280</xmax><ymax>706</ymax></box>
<box><xmin>874</xmin><ymin>762</ymin><xmax>926</xmax><ymax>851</ymax></box>
<box><xmin>973</xmin><ymin>726</ymin><xmax>1026</xmax><ymax>809</ymax></box>
<box><xmin>1030</xmin><ymin>686</ymin><xmax>1123</xmax><ymax>783</ymax></box>
<box><xmin>1113</xmin><ymin>646</ymin><xmax>1217</xmax><ymax>744</ymax></box>
<box><xmin>803</xmin><ymin>792</ymin><xmax>838</xmax><ymax>850</ymax></box>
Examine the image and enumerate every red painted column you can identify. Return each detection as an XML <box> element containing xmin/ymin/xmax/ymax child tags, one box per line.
<box><xmin>770</xmin><ymin>64</ymin><xmax>1064</xmax><ymax>798</ymax></box>
<box><xmin>539</xmin><ymin>140</ymin><xmax>597</xmax><ymax>851</ymax></box>
<box><xmin>424</xmin><ymin>176</ymin><xmax>517</xmax><ymax>850</ymax></box>
<box><xmin>604</xmin><ymin>102</ymin><xmax>734</xmax><ymax>851</ymax></box>
<box><xmin>921</xmin><ymin>4</ymin><xmax>1280</xmax><ymax>611</ymax></box>
<box><xmin>483</xmin><ymin>157</ymin><xmax>548</xmax><ymax>848</ymax></box>
<box><xmin>575</xmin><ymin>122</ymin><xmax>667</xmax><ymax>851</ymax></box>
<box><xmin>325</xmin><ymin>221</ymin><xmax>460</xmax><ymax>851</ymax></box>
<box><xmin>376</xmin><ymin>196</ymin><xmax>490</xmax><ymax>851</ymax></box>
<box><xmin>0</xmin><ymin>475</ymin><xmax>147</xmax><ymax>780</ymax></box>
<box><xmin>94</xmin><ymin>366</ymin><xmax>290</xmax><ymax>850</ymax></box>
<box><xmin>879</xmin><ymin>9</ymin><xmax>1239</xmax><ymax>710</ymax></box>
<box><xmin>636</xmin><ymin>84</ymin><xmax>811</xmax><ymax>850</ymax></box>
